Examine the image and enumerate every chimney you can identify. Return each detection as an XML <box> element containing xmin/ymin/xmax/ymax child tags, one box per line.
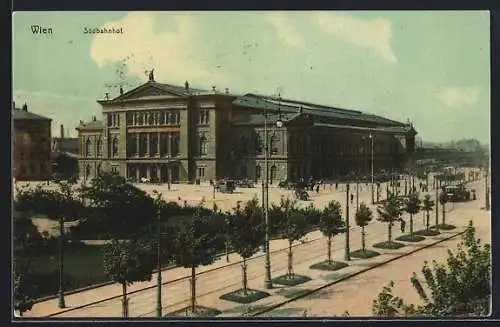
<box><xmin>22</xmin><ymin>103</ymin><xmax>28</xmax><ymax>111</ymax></box>
<box><xmin>185</xmin><ymin>81</ymin><xmax>189</xmax><ymax>91</ymax></box>
<box><xmin>298</xmin><ymin>105</ymin><xmax>303</xmax><ymax>114</ymax></box>
<box><xmin>79</xmin><ymin>120</ymin><xmax>83</xmax><ymax>125</ymax></box>
<box><xmin>225</xmin><ymin>88</ymin><xmax>229</xmax><ymax>94</ymax></box>
<box><xmin>119</xmin><ymin>86</ymin><xmax>124</xmax><ymax>95</ymax></box>
<box><xmin>60</xmin><ymin>124</ymin><xmax>65</xmax><ymax>138</ymax></box>
<box><xmin>105</xmin><ymin>93</ymin><xmax>109</xmax><ymax>100</ymax></box>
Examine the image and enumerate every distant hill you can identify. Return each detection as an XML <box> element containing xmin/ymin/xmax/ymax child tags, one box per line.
<box><xmin>422</xmin><ymin>139</ymin><xmax>489</xmax><ymax>152</ymax></box>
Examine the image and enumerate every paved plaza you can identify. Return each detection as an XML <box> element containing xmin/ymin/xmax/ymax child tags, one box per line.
<box><xmin>17</xmin><ymin>172</ymin><xmax>489</xmax><ymax>318</ymax></box>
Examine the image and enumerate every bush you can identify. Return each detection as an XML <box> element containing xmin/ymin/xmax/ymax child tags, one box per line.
<box><xmin>414</xmin><ymin>229</ymin><xmax>441</xmax><ymax>236</ymax></box>
<box><xmin>219</xmin><ymin>289</ymin><xmax>270</xmax><ymax>304</ymax></box>
<box><xmin>434</xmin><ymin>224</ymin><xmax>456</xmax><ymax>230</ymax></box>
<box><xmin>350</xmin><ymin>249</ymin><xmax>381</xmax><ymax>259</ymax></box>
<box><xmin>273</xmin><ymin>274</ymin><xmax>311</xmax><ymax>286</ymax></box>
<box><xmin>373</xmin><ymin>241</ymin><xmax>406</xmax><ymax>249</ymax></box>
<box><xmin>309</xmin><ymin>260</ymin><xmax>348</xmax><ymax>271</ymax></box>
<box><xmin>395</xmin><ymin>234</ymin><xmax>426</xmax><ymax>242</ymax></box>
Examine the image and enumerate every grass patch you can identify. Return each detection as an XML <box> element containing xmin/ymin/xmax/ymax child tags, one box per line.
<box><xmin>276</xmin><ymin>287</ymin><xmax>313</xmax><ymax>299</ymax></box>
<box><xmin>309</xmin><ymin>260</ymin><xmax>348</xmax><ymax>271</ymax></box>
<box><xmin>273</xmin><ymin>274</ymin><xmax>311</xmax><ymax>286</ymax></box>
<box><xmin>165</xmin><ymin>305</ymin><xmax>221</xmax><ymax>317</ymax></box>
<box><xmin>350</xmin><ymin>249</ymin><xmax>381</xmax><ymax>259</ymax></box>
<box><xmin>219</xmin><ymin>289</ymin><xmax>270</xmax><ymax>304</ymax></box>
<box><xmin>433</xmin><ymin>224</ymin><xmax>457</xmax><ymax>230</ymax></box>
<box><xmin>414</xmin><ymin>229</ymin><xmax>441</xmax><ymax>236</ymax></box>
<box><xmin>395</xmin><ymin>234</ymin><xmax>426</xmax><ymax>242</ymax></box>
<box><xmin>373</xmin><ymin>241</ymin><xmax>406</xmax><ymax>249</ymax></box>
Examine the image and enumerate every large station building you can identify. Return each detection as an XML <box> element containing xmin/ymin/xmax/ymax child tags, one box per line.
<box><xmin>76</xmin><ymin>73</ymin><xmax>417</xmax><ymax>183</ymax></box>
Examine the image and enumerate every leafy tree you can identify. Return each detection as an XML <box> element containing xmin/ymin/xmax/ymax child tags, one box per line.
<box><xmin>319</xmin><ymin>201</ymin><xmax>345</xmax><ymax>263</ymax></box>
<box><xmin>439</xmin><ymin>192</ymin><xmax>449</xmax><ymax>225</ymax></box>
<box><xmin>372</xmin><ymin>221</ymin><xmax>491</xmax><ymax>317</ymax></box>
<box><xmin>79</xmin><ymin>171</ymin><xmax>155</xmax><ymax>239</ymax></box>
<box><xmin>404</xmin><ymin>192</ymin><xmax>421</xmax><ymax>236</ymax></box>
<box><xmin>376</xmin><ymin>192</ymin><xmax>404</xmax><ymax>243</ymax></box>
<box><xmin>171</xmin><ymin>212</ymin><xmax>219</xmax><ymax>312</ymax></box>
<box><xmin>102</xmin><ymin>239</ymin><xmax>155</xmax><ymax>318</ymax></box>
<box><xmin>227</xmin><ymin>197</ymin><xmax>265</xmax><ymax>295</ymax></box>
<box><xmin>14</xmin><ymin>257</ymin><xmax>35</xmax><ymax>317</ymax></box>
<box><xmin>355</xmin><ymin>203</ymin><xmax>373</xmax><ymax>252</ymax></box>
<box><xmin>276</xmin><ymin>197</ymin><xmax>308</xmax><ymax>278</ymax></box>
<box><xmin>301</xmin><ymin>203</ymin><xmax>322</xmax><ymax>228</ymax></box>
<box><xmin>422</xmin><ymin>194</ymin><xmax>435</xmax><ymax>231</ymax></box>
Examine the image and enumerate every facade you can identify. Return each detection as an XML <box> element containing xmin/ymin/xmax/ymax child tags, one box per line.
<box><xmin>76</xmin><ymin>75</ymin><xmax>417</xmax><ymax>183</ymax></box>
<box><xmin>12</xmin><ymin>102</ymin><xmax>52</xmax><ymax>181</ymax></box>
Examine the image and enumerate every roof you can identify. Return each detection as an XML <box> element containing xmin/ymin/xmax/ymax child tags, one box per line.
<box><xmin>232</xmin><ymin>94</ymin><xmax>406</xmax><ymax>127</ymax></box>
<box><xmin>77</xmin><ymin>120</ymin><xmax>104</xmax><ymax>130</ymax></box>
<box><xmin>12</xmin><ymin>108</ymin><xmax>51</xmax><ymax>121</ymax></box>
<box><xmin>231</xmin><ymin>112</ymin><xmax>302</xmax><ymax>126</ymax></box>
<box><xmin>314</xmin><ymin>122</ymin><xmax>414</xmax><ymax>134</ymax></box>
<box><xmin>52</xmin><ymin>138</ymin><xmax>79</xmax><ymax>152</ymax></box>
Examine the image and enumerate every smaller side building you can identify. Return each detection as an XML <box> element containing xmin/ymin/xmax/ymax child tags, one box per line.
<box><xmin>52</xmin><ymin>124</ymin><xmax>79</xmax><ymax>179</ymax></box>
<box><xmin>12</xmin><ymin>102</ymin><xmax>52</xmax><ymax>181</ymax></box>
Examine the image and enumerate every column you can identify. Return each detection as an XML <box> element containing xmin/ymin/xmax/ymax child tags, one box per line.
<box><xmin>168</xmin><ymin>133</ymin><xmax>172</xmax><ymax>156</ymax></box>
<box><xmin>132</xmin><ymin>114</ymin><xmax>136</xmax><ymax>126</ymax></box>
<box><xmin>136</xmin><ymin>133</ymin><xmax>140</xmax><ymax>157</ymax></box>
<box><xmin>157</xmin><ymin>132</ymin><xmax>161</xmax><ymax>157</ymax></box>
<box><xmin>147</xmin><ymin>133</ymin><xmax>150</xmax><ymax>157</ymax></box>
<box><xmin>158</xmin><ymin>165</ymin><xmax>162</xmax><ymax>181</ymax></box>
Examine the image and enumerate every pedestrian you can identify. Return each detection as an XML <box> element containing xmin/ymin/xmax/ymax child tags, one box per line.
<box><xmin>350</xmin><ymin>193</ymin><xmax>354</xmax><ymax>204</ymax></box>
<box><xmin>316</xmin><ymin>185</ymin><xmax>320</xmax><ymax>193</ymax></box>
<box><xmin>400</xmin><ymin>219</ymin><xmax>406</xmax><ymax>233</ymax></box>
<box><xmin>335</xmin><ymin>183</ymin><xmax>338</xmax><ymax>190</ymax></box>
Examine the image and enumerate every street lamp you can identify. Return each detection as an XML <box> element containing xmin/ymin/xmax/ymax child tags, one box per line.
<box><xmin>57</xmin><ymin>200</ymin><xmax>66</xmax><ymax>309</ymax></box>
<box><xmin>262</xmin><ymin>108</ymin><xmax>283</xmax><ymax>290</ymax></box>
<box><xmin>369</xmin><ymin>134</ymin><xmax>374</xmax><ymax>204</ymax></box>
<box><xmin>152</xmin><ymin>190</ymin><xmax>163</xmax><ymax>317</ymax></box>
<box><xmin>344</xmin><ymin>183</ymin><xmax>350</xmax><ymax>261</ymax></box>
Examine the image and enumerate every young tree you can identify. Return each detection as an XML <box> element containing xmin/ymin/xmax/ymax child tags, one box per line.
<box><xmin>439</xmin><ymin>192</ymin><xmax>449</xmax><ymax>225</ymax></box>
<box><xmin>355</xmin><ymin>203</ymin><xmax>373</xmax><ymax>252</ymax></box>
<box><xmin>372</xmin><ymin>221</ymin><xmax>491</xmax><ymax>317</ymax></box>
<box><xmin>171</xmin><ymin>212</ymin><xmax>219</xmax><ymax>312</ymax></box>
<box><xmin>376</xmin><ymin>192</ymin><xmax>403</xmax><ymax>243</ymax></box>
<box><xmin>102</xmin><ymin>239</ymin><xmax>155</xmax><ymax>317</ymax></box>
<box><xmin>79</xmin><ymin>171</ymin><xmax>156</xmax><ymax>239</ymax></box>
<box><xmin>319</xmin><ymin>201</ymin><xmax>346</xmax><ymax>263</ymax></box>
<box><xmin>422</xmin><ymin>194</ymin><xmax>435</xmax><ymax>231</ymax></box>
<box><xmin>276</xmin><ymin>197</ymin><xmax>308</xmax><ymax>278</ymax></box>
<box><xmin>227</xmin><ymin>197</ymin><xmax>265</xmax><ymax>295</ymax></box>
<box><xmin>404</xmin><ymin>192</ymin><xmax>421</xmax><ymax>236</ymax></box>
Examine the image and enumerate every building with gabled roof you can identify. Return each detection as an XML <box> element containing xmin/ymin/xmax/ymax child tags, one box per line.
<box><xmin>76</xmin><ymin>73</ymin><xmax>417</xmax><ymax>183</ymax></box>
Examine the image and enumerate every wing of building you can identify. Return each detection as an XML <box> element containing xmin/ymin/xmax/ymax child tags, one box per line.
<box><xmin>12</xmin><ymin>102</ymin><xmax>52</xmax><ymax>181</ymax></box>
<box><xmin>76</xmin><ymin>79</ymin><xmax>417</xmax><ymax>183</ymax></box>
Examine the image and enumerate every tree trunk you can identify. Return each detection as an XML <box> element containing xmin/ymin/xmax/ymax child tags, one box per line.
<box><xmin>327</xmin><ymin>236</ymin><xmax>332</xmax><ymax>264</ymax></box>
<box><xmin>409</xmin><ymin>213</ymin><xmax>413</xmax><ymax>236</ymax></box>
<box><xmin>121</xmin><ymin>283</ymin><xmax>128</xmax><ymax>318</ymax></box>
<box><xmin>426</xmin><ymin>210</ymin><xmax>430</xmax><ymax>231</ymax></box>
<box><xmin>242</xmin><ymin>257</ymin><xmax>248</xmax><ymax>295</ymax></box>
<box><xmin>190</xmin><ymin>266</ymin><xmax>196</xmax><ymax>312</ymax></box>
<box><xmin>287</xmin><ymin>240</ymin><xmax>293</xmax><ymax>278</ymax></box>
<box><xmin>442</xmin><ymin>203</ymin><xmax>446</xmax><ymax>225</ymax></box>
<box><xmin>388</xmin><ymin>222</ymin><xmax>392</xmax><ymax>243</ymax></box>
<box><xmin>361</xmin><ymin>226</ymin><xmax>366</xmax><ymax>252</ymax></box>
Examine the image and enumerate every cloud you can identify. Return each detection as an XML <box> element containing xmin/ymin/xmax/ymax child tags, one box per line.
<box><xmin>315</xmin><ymin>12</ymin><xmax>397</xmax><ymax>63</ymax></box>
<box><xmin>90</xmin><ymin>12</ymin><xmax>229</xmax><ymax>87</ymax></box>
<box><xmin>266</xmin><ymin>13</ymin><xmax>304</xmax><ymax>48</ymax></box>
<box><xmin>435</xmin><ymin>86</ymin><xmax>479</xmax><ymax>108</ymax></box>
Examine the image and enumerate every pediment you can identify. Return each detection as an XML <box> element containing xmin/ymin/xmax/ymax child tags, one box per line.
<box><xmin>116</xmin><ymin>83</ymin><xmax>185</xmax><ymax>101</ymax></box>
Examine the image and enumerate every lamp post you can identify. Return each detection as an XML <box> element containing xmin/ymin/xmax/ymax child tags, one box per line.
<box><xmin>152</xmin><ymin>191</ymin><xmax>163</xmax><ymax>317</ymax></box>
<box><xmin>369</xmin><ymin>134</ymin><xmax>374</xmax><ymax>204</ymax></box>
<box><xmin>356</xmin><ymin>177</ymin><xmax>359</xmax><ymax>211</ymax></box>
<box><xmin>484</xmin><ymin>168</ymin><xmax>490</xmax><ymax>211</ymax></box>
<box><xmin>58</xmin><ymin>203</ymin><xmax>66</xmax><ymax>309</ymax></box>
<box><xmin>344</xmin><ymin>183</ymin><xmax>350</xmax><ymax>261</ymax></box>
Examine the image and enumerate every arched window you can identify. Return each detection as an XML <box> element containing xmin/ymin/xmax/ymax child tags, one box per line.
<box><xmin>85</xmin><ymin>165</ymin><xmax>91</xmax><ymax>179</ymax></box>
<box><xmin>270</xmin><ymin>165</ymin><xmax>277</xmax><ymax>182</ymax></box>
<box><xmin>170</xmin><ymin>112</ymin><xmax>177</xmax><ymax>125</ymax></box>
<box><xmin>199</xmin><ymin>135</ymin><xmax>208</xmax><ymax>156</ymax></box>
<box><xmin>255</xmin><ymin>134</ymin><xmax>263</xmax><ymax>154</ymax></box>
<box><xmin>270</xmin><ymin>134</ymin><xmax>279</xmax><ymax>154</ymax></box>
<box><xmin>112</xmin><ymin>137</ymin><xmax>119</xmax><ymax>157</ymax></box>
<box><xmin>97</xmin><ymin>138</ymin><xmax>103</xmax><ymax>157</ymax></box>
<box><xmin>85</xmin><ymin>138</ymin><xmax>92</xmax><ymax>157</ymax></box>
<box><xmin>255</xmin><ymin>165</ymin><xmax>261</xmax><ymax>180</ymax></box>
<box><xmin>148</xmin><ymin>113</ymin><xmax>154</xmax><ymax>125</ymax></box>
<box><xmin>138</xmin><ymin>113</ymin><xmax>144</xmax><ymax>125</ymax></box>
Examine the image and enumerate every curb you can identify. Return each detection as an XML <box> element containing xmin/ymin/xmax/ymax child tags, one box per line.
<box><xmin>44</xmin><ymin>232</ymin><xmax>324</xmax><ymax>317</ymax></box>
<box><xmin>250</xmin><ymin>228</ymin><xmax>467</xmax><ymax>317</ymax></box>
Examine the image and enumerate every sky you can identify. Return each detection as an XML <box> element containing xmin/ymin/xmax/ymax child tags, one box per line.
<box><xmin>12</xmin><ymin>11</ymin><xmax>490</xmax><ymax>143</ymax></box>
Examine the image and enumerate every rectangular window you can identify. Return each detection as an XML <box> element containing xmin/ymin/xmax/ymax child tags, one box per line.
<box><xmin>197</xmin><ymin>167</ymin><xmax>205</xmax><ymax>178</ymax></box>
